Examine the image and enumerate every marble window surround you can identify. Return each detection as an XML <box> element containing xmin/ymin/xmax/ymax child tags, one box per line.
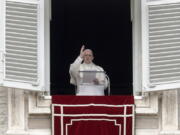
<box><xmin>6</xmin><ymin>88</ymin><xmax>180</xmax><ymax>135</ymax></box>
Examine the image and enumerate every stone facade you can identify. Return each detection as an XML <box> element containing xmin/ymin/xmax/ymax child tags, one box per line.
<box><xmin>1</xmin><ymin>87</ymin><xmax>180</xmax><ymax>135</ymax></box>
<box><xmin>0</xmin><ymin>87</ymin><xmax>7</xmax><ymax>135</ymax></box>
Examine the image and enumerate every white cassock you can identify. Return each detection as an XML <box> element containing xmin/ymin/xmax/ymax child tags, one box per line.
<box><xmin>69</xmin><ymin>56</ymin><xmax>108</xmax><ymax>96</ymax></box>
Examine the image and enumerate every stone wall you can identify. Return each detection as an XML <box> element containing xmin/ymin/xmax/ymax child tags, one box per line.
<box><xmin>0</xmin><ymin>87</ymin><xmax>8</xmax><ymax>135</ymax></box>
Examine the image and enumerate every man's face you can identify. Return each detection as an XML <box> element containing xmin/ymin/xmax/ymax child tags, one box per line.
<box><xmin>83</xmin><ymin>50</ymin><xmax>94</xmax><ymax>64</ymax></box>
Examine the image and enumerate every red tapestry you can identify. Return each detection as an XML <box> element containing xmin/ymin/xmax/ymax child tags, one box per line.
<box><xmin>52</xmin><ymin>96</ymin><xmax>134</xmax><ymax>135</ymax></box>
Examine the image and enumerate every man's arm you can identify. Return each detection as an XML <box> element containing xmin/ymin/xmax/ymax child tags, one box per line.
<box><xmin>70</xmin><ymin>56</ymin><xmax>83</xmax><ymax>73</ymax></box>
<box><xmin>69</xmin><ymin>45</ymin><xmax>85</xmax><ymax>85</ymax></box>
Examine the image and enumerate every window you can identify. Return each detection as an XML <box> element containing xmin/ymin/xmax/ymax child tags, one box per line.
<box><xmin>0</xmin><ymin>0</ymin><xmax>50</xmax><ymax>91</ymax></box>
<box><xmin>50</xmin><ymin>0</ymin><xmax>133</xmax><ymax>95</ymax></box>
<box><xmin>133</xmin><ymin>0</ymin><xmax>180</xmax><ymax>94</ymax></box>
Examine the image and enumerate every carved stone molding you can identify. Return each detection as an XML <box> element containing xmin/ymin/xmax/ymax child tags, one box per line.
<box><xmin>135</xmin><ymin>92</ymin><xmax>159</xmax><ymax>115</ymax></box>
<box><xmin>28</xmin><ymin>92</ymin><xmax>51</xmax><ymax>114</ymax></box>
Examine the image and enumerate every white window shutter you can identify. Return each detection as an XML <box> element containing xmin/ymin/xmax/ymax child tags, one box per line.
<box><xmin>142</xmin><ymin>0</ymin><xmax>180</xmax><ymax>91</ymax></box>
<box><xmin>0</xmin><ymin>0</ymin><xmax>48</xmax><ymax>91</ymax></box>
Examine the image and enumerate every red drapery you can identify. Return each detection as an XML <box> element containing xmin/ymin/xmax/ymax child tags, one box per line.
<box><xmin>52</xmin><ymin>96</ymin><xmax>134</xmax><ymax>135</ymax></box>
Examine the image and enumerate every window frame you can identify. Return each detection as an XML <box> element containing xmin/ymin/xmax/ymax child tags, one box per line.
<box><xmin>132</xmin><ymin>0</ymin><xmax>143</xmax><ymax>95</ymax></box>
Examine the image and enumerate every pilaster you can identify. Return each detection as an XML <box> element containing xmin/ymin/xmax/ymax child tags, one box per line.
<box><xmin>6</xmin><ymin>88</ymin><xmax>28</xmax><ymax>135</ymax></box>
<box><xmin>160</xmin><ymin>90</ymin><xmax>180</xmax><ymax>135</ymax></box>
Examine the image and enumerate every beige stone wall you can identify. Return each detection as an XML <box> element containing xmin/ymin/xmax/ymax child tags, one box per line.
<box><xmin>0</xmin><ymin>87</ymin><xmax>7</xmax><ymax>135</ymax></box>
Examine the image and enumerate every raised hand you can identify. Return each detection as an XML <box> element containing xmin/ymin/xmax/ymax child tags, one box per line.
<box><xmin>80</xmin><ymin>45</ymin><xmax>85</xmax><ymax>58</ymax></box>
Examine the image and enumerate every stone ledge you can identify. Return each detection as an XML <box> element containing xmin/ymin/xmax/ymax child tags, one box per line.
<box><xmin>160</xmin><ymin>130</ymin><xmax>180</xmax><ymax>135</ymax></box>
<box><xmin>6</xmin><ymin>130</ymin><xmax>28</xmax><ymax>135</ymax></box>
<box><xmin>28</xmin><ymin>129</ymin><xmax>51</xmax><ymax>135</ymax></box>
<box><xmin>136</xmin><ymin>129</ymin><xmax>159</xmax><ymax>135</ymax></box>
<box><xmin>6</xmin><ymin>129</ymin><xmax>51</xmax><ymax>135</ymax></box>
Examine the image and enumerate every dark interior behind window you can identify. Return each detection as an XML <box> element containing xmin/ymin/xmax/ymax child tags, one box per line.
<box><xmin>50</xmin><ymin>0</ymin><xmax>132</xmax><ymax>95</ymax></box>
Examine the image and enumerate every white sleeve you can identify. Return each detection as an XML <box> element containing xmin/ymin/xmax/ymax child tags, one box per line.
<box><xmin>69</xmin><ymin>56</ymin><xmax>83</xmax><ymax>85</ymax></box>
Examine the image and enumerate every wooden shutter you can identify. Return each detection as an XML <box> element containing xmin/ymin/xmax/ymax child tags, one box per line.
<box><xmin>142</xmin><ymin>0</ymin><xmax>180</xmax><ymax>91</ymax></box>
<box><xmin>6</xmin><ymin>1</ymin><xmax>38</xmax><ymax>84</ymax></box>
<box><xmin>1</xmin><ymin>0</ymin><xmax>47</xmax><ymax>91</ymax></box>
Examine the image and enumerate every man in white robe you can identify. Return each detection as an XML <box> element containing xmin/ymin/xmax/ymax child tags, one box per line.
<box><xmin>69</xmin><ymin>45</ymin><xmax>108</xmax><ymax>95</ymax></box>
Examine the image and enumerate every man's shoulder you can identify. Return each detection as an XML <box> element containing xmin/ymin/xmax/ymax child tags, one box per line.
<box><xmin>94</xmin><ymin>65</ymin><xmax>104</xmax><ymax>71</ymax></box>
